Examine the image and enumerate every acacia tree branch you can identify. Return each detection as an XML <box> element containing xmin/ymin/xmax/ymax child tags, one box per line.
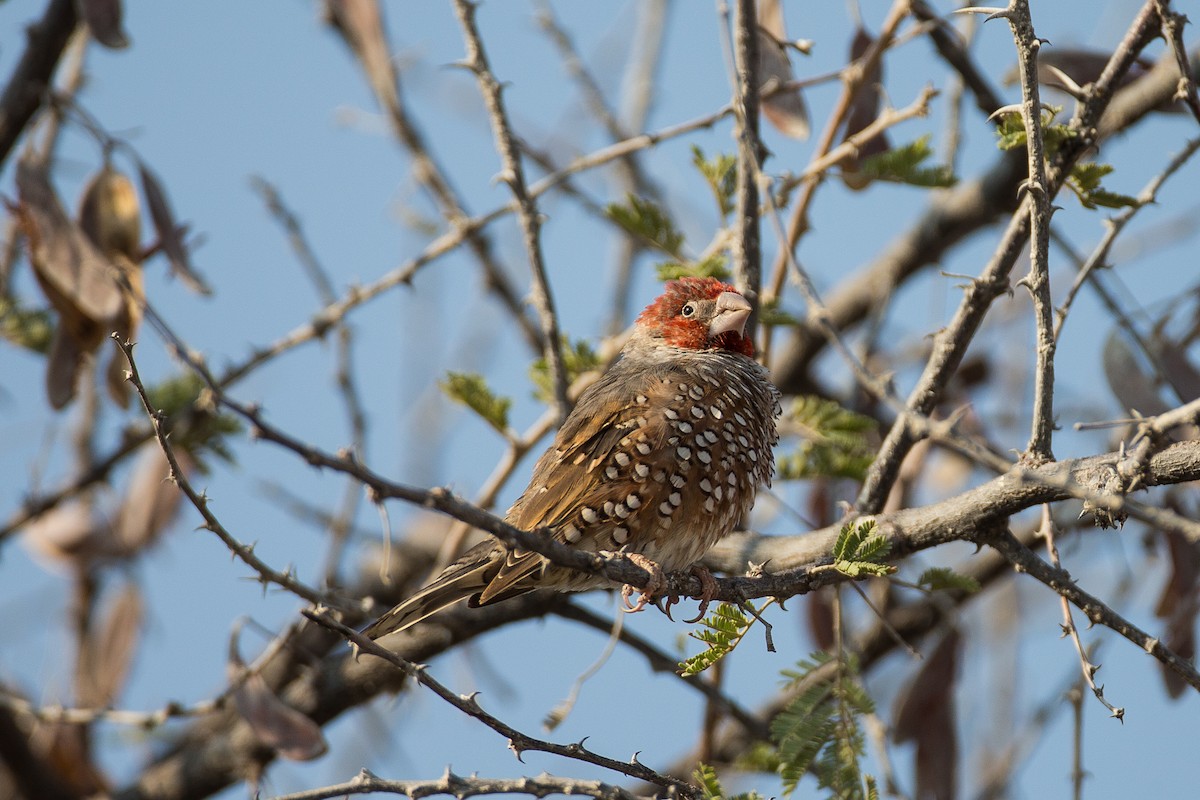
<box><xmin>854</xmin><ymin>0</ymin><xmax>1164</xmax><ymax>513</ymax></box>
<box><xmin>0</xmin><ymin>0</ymin><xmax>78</xmax><ymax>169</ymax></box>
<box><xmin>303</xmin><ymin>610</ymin><xmax>701</xmax><ymax>798</ymax></box>
<box><xmin>994</xmin><ymin>0</ymin><xmax>1056</xmax><ymax>463</ymax></box>
<box><xmin>453</xmin><ymin>0</ymin><xmax>569</xmax><ymax>419</ymax></box>
<box><xmin>266</xmin><ymin>768</ymin><xmax>650</xmax><ymax>800</ymax></box>
<box><xmin>729</xmin><ymin>0</ymin><xmax>763</xmax><ymax>325</ymax></box>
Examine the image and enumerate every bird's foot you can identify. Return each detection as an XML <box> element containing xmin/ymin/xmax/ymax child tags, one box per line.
<box><xmin>681</xmin><ymin>565</ymin><xmax>720</xmax><ymax>624</ymax></box>
<box><xmin>620</xmin><ymin>553</ymin><xmax>666</xmax><ymax>614</ymax></box>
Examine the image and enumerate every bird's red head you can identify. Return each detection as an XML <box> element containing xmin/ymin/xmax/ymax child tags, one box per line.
<box><xmin>635</xmin><ymin>277</ymin><xmax>756</xmax><ymax>357</ymax></box>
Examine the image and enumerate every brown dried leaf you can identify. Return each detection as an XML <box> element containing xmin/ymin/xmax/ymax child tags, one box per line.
<box><xmin>1102</xmin><ymin>329</ymin><xmax>1169</xmax><ymax>418</ymax></box>
<box><xmin>323</xmin><ymin>0</ymin><xmax>398</xmax><ymax>112</ymax></box>
<box><xmin>112</xmin><ymin>445</ymin><xmax>185</xmax><ymax>556</ymax></box>
<box><xmin>77</xmin><ymin>583</ymin><xmax>144</xmax><ymax>708</ymax></box>
<box><xmin>79</xmin><ymin>0</ymin><xmax>129</xmax><ymax>49</ymax></box>
<box><xmin>841</xmin><ymin>27</ymin><xmax>889</xmax><ymax>191</ymax></box>
<box><xmin>1150</xmin><ymin>328</ymin><xmax>1200</xmax><ymax>409</ymax></box>
<box><xmin>231</xmin><ymin>673</ymin><xmax>328</xmax><ymax>761</ymax></box>
<box><xmin>894</xmin><ymin>629</ymin><xmax>960</xmax><ymax>800</ymax></box>
<box><xmin>137</xmin><ymin>160</ymin><xmax>210</xmax><ymax>295</ymax></box>
<box><xmin>79</xmin><ymin>164</ymin><xmax>142</xmax><ymax>262</ymax></box>
<box><xmin>16</xmin><ymin>157</ymin><xmax>123</xmax><ymax>328</ymax></box>
<box><xmin>757</xmin><ymin>0</ymin><xmax>809</xmax><ymax>140</ymax></box>
<box><xmin>22</xmin><ymin>502</ymin><xmax>100</xmax><ymax>564</ymax></box>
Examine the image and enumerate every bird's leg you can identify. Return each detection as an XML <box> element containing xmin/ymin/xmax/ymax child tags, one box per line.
<box><xmin>620</xmin><ymin>553</ymin><xmax>666</xmax><ymax>613</ymax></box>
<box><xmin>681</xmin><ymin>565</ymin><xmax>720</xmax><ymax>624</ymax></box>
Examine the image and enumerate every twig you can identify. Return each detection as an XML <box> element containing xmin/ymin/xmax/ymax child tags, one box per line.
<box><xmin>1153</xmin><ymin>0</ymin><xmax>1200</xmax><ymax>124</ymax></box>
<box><xmin>303</xmin><ymin>609</ymin><xmax>701</xmax><ymax>798</ymax></box>
<box><xmin>991</xmin><ymin>0</ymin><xmax>1056</xmax><ymax>463</ymax></box>
<box><xmin>980</xmin><ymin>524</ymin><xmax>1200</xmax><ymax>694</ymax></box>
<box><xmin>854</xmin><ymin>0</ymin><xmax>1164</xmax><ymax>513</ymax></box>
<box><xmin>0</xmin><ymin>0</ymin><xmax>77</xmax><ymax>170</ymax></box>
<box><xmin>725</xmin><ymin>0</ymin><xmax>764</xmax><ymax>326</ymax></box>
<box><xmin>267</xmin><ymin>768</ymin><xmax>647</xmax><ymax>800</ymax></box>
<box><xmin>764</xmin><ymin>0</ymin><xmax>911</xmax><ymax>305</ymax></box>
<box><xmin>1039</xmin><ymin>505</ymin><xmax>1124</xmax><ymax>719</ymax></box>
<box><xmin>250</xmin><ymin>176</ymin><xmax>368</xmax><ymax>585</ymax></box>
<box><xmin>114</xmin><ymin>335</ymin><xmax>341</xmax><ymax>609</ymax></box>
<box><xmin>1054</xmin><ymin>137</ymin><xmax>1200</xmax><ymax>343</ymax></box>
<box><xmin>453</xmin><ymin>0</ymin><xmax>569</xmax><ymax>419</ymax></box>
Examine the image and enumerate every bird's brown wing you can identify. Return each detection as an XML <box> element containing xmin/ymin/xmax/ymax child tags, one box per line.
<box><xmin>476</xmin><ymin>363</ymin><xmax>676</xmax><ymax>604</ymax></box>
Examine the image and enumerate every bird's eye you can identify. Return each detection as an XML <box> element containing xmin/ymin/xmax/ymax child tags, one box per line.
<box><xmin>681</xmin><ymin>303</ymin><xmax>696</xmax><ymax>318</ymax></box>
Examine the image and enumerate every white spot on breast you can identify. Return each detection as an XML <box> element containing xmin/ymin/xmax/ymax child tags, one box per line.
<box><xmin>613</xmin><ymin>526</ymin><xmax>630</xmax><ymax>544</ymax></box>
<box><xmin>690</xmin><ymin>406</ymin><xmax>705</xmax><ymax>419</ymax></box>
<box><xmin>664</xmin><ymin>408</ymin><xmax>679</xmax><ymax>420</ymax></box>
<box><xmin>748</xmin><ymin>449</ymin><xmax>758</xmax><ymax>462</ymax></box>
<box><xmin>563</xmin><ymin>523</ymin><xmax>582</xmax><ymax>543</ymax></box>
<box><xmin>658</xmin><ymin>501</ymin><xmax>674</xmax><ymax>515</ymax></box>
<box><xmin>605</xmin><ymin>466</ymin><xmax>619</xmax><ymax>480</ymax></box>
<box><xmin>677</xmin><ymin>446</ymin><xmax>692</xmax><ymax>460</ymax></box>
<box><xmin>699</xmin><ymin>478</ymin><xmax>713</xmax><ymax>493</ymax></box>
<box><xmin>626</xmin><ymin>493</ymin><xmax>642</xmax><ymax>509</ymax></box>
<box><xmin>669</xmin><ymin>491</ymin><xmax>682</xmax><ymax>507</ymax></box>
<box><xmin>636</xmin><ymin>394</ymin><xmax>647</xmax><ymax>404</ymax></box>
<box><xmin>614</xmin><ymin>503</ymin><xmax>630</xmax><ymax>519</ymax></box>
<box><xmin>738</xmin><ymin>435</ymin><xmax>749</xmax><ymax>447</ymax></box>
<box><xmin>727</xmin><ymin>473</ymin><xmax>737</xmax><ymax>486</ymax></box>
<box><xmin>603</xmin><ymin>501</ymin><xmax>615</xmax><ymax>516</ymax></box>
<box><xmin>581</xmin><ymin>507</ymin><xmax>599</xmax><ymax>524</ymax></box>
<box><xmin>615</xmin><ymin>452</ymin><xmax>631</xmax><ymax>467</ymax></box>
<box><xmin>697</xmin><ymin>450</ymin><xmax>712</xmax><ymax>465</ymax></box>
<box><xmin>677</xmin><ymin>421</ymin><xmax>693</xmax><ymax>434</ymax></box>
<box><xmin>637</xmin><ymin>442</ymin><xmax>652</xmax><ymax>455</ymax></box>
<box><xmin>704</xmin><ymin>430</ymin><xmax>719</xmax><ymax>444</ymax></box>
<box><xmin>670</xmin><ymin>473</ymin><xmax>686</xmax><ymax>489</ymax></box>
<box><xmin>689</xmin><ymin>386</ymin><xmax>704</xmax><ymax>400</ymax></box>
<box><xmin>734</xmin><ymin>412</ymin><xmax>747</xmax><ymax>426</ymax></box>
<box><xmin>710</xmin><ymin>407</ymin><xmax>723</xmax><ymax>420</ymax></box>
<box><xmin>704</xmin><ymin>497</ymin><xmax>715</xmax><ymax>513</ymax></box>
<box><xmin>635</xmin><ymin>464</ymin><xmax>650</xmax><ymax>478</ymax></box>
<box><xmin>714</xmin><ymin>485</ymin><xmax>723</xmax><ymax>501</ymax></box>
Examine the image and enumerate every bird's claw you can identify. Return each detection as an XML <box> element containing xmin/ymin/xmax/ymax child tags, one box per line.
<box><xmin>681</xmin><ymin>565</ymin><xmax>720</xmax><ymax>624</ymax></box>
<box><xmin>620</xmin><ymin>553</ymin><xmax>666</xmax><ymax>613</ymax></box>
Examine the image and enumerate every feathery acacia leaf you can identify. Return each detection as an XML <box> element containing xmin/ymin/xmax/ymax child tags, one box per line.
<box><xmin>605</xmin><ymin>194</ymin><xmax>684</xmax><ymax>257</ymax></box>
<box><xmin>854</xmin><ymin>135</ymin><xmax>956</xmax><ymax>188</ymax></box>
<box><xmin>833</xmin><ymin>519</ymin><xmax>895</xmax><ymax>578</ymax></box>
<box><xmin>529</xmin><ymin>338</ymin><xmax>600</xmax><ymax>404</ymax></box>
<box><xmin>691</xmin><ymin>145</ymin><xmax>737</xmax><ymax>218</ymax></box>
<box><xmin>917</xmin><ymin>566</ymin><xmax>981</xmax><ymax>593</ymax></box>
<box><xmin>440</xmin><ymin>372</ymin><xmax>511</xmax><ymax>434</ymax></box>
<box><xmin>656</xmin><ymin>254</ymin><xmax>731</xmax><ymax>282</ymax></box>
<box><xmin>1067</xmin><ymin>162</ymin><xmax>1138</xmax><ymax>209</ymax></box>
<box><xmin>777</xmin><ymin>396</ymin><xmax>877</xmax><ymax>482</ymax></box>
<box><xmin>679</xmin><ymin>602</ymin><xmax>756</xmax><ymax>676</ymax></box>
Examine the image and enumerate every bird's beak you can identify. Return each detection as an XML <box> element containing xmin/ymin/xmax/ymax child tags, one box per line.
<box><xmin>709</xmin><ymin>291</ymin><xmax>752</xmax><ymax>339</ymax></box>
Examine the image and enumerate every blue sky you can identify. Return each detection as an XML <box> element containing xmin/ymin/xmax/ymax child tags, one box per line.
<box><xmin>1</xmin><ymin>1</ymin><xmax>1198</xmax><ymax>797</ymax></box>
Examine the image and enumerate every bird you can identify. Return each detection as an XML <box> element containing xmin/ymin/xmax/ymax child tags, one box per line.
<box><xmin>364</xmin><ymin>276</ymin><xmax>781</xmax><ymax>640</ymax></box>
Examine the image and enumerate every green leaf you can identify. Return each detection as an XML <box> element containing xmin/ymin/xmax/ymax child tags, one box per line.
<box><xmin>529</xmin><ymin>337</ymin><xmax>600</xmax><ymax>404</ymax></box>
<box><xmin>656</xmin><ymin>254</ymin><xmax>730</xmax><ymax>282</ymax></box>
<box><xmin>0</xmin><ymin>296</ymin><xmax>53</xmax><ymax>353</ymax></box>
<box><xmin>854</xmin><ymin>135</ymin><xmax>957</xmax><ymax>188</ymax></box>
<box><xmin>772</xmin><ymin>653</ymin><xmax>878</xmax><ymax>798</ymax></box>
<box><xmin>144</xmin><ymin>373</ymin><xmax>243</xmax><ymax>470</ymax></box>
<box><xmin>440</xmin><ymin>372</ymin><xmax>511</xmax><ymax>434</ymax></box>
<box><xmin>605</xmin><ymin>194</ymin><xmax>684</xmax><ymax>257</ymax></box>
<box><xmin>679</xmin><ymin>602</ymin><xmax>757</xmax><ymax>676</ymax></box>
<box><xmin>695</xmin><ymin>764</ymin><xmax>723</xmax><ymax>800</ymax></box>
<box><xmin>917</xmin><ymin>566</ymin><xmax>981</xmax><ymax>594</ymax></box>
<box><xmin>692</xmin><ymin>145</ymin><xmax>737</xmax><ymax>218</ymax></box>
<box><xmin>832</xmin><ymin>519</ymin><xmax>895</xmax><ymax>579</ymax></box>
<box><xmin>1066</xmin><ymin>162</ymin><xmax>1139</xmax><ymax>210</ymax></box>
<box><xmin>777</xmin><ymin>396</ymin><xmax>877</xmax><ymax>482</ymax></box>
<box><xmin>993</xmin><ymin>105</ymin><xmax>1074</xmax><ymax>154</ymax></box>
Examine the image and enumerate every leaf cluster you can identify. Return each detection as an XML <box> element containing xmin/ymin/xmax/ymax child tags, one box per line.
<box><xmin>604</xmin><ymin>194</ymin><xmax>684</xmax><ymax>258</ymax></box>
<box><xmin>771</xmin><ymin>653</ymin><xmax>880</xmax><ymax>798</ymax></box>
<box><xmin>692</xmin><ymin>145</ymin><xmax>737</xmax><ymax>218</ymax></box>
<box><xmin>144</xmin><ymin>373</ymin><xmax>242</xmax><ymax>470</ymax></box>
<box><xmin>777</xmin><ymin>396</ymin><xmax>877</xmax><ymax>482</ymax></box>
<box><xmin>440</xmin><ymin>371</ymin><xmax>511</xmax><ymax>434</ymax></box>
<box><xmin>529</xmin><ymin>337</ymin><xmax>600</xmax><ymax>404</ymax></box>
<box><xmin>854</xmin><ymin>135</ymin><xmax>956</xmax><ymax>188</ymax></box>
<box><xmin>679</xmin><ymin>602</ymin><xmax>757</xmax><ymax>677</ymax></box>
<box><xmin>832</xmin><ymin>519</ymin><xmax>894</xmax><ymax>578</ymax></box>
<box><xmin>0</xmin><ymin>296</ymin><xmax>53</xmax><ymax>353</ymax></box>
<box><xmin>993</xmin><ymin>107</ymin><xmax>1134</xmax><ymax>210</ymax></box>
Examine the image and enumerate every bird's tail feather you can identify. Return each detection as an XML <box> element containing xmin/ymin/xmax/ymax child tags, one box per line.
<box><xmin>363</xmin><ymin>557</ymin><xmax>497</xmax><ymax>640</ymax></box>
